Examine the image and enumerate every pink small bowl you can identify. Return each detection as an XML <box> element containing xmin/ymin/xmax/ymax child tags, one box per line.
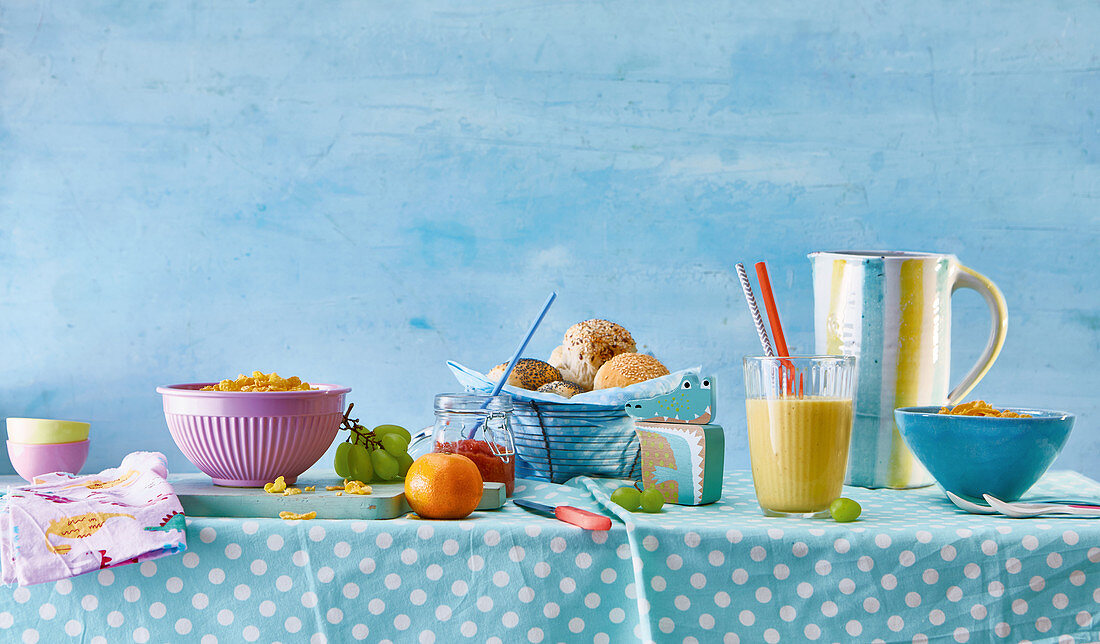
<box><xmin>6</xmin><ymin>440</ymin><xmax>90</xmax><ymax>482</ymax></box>
<box><xmin>157</xmin><ymin>383</ymin><xmax>351</xmax><ymax>487</ymax></box>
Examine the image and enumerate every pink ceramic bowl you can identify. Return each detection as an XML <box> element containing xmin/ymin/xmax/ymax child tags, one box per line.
<box><xmin>6</xmin><ymin>440</ymin><xmax>90</xmax><ymax>482</ymax></box>
<box><xmin>157</xmin><ymin>383</ymin><xmax>351</xmax><ymax>487</ymax></box>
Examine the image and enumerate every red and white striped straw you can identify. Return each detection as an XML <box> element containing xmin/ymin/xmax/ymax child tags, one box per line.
<box><xmin>736</xmin><ymin>263</ymin><xmax>775</xmax><ymax>357</ymax></box>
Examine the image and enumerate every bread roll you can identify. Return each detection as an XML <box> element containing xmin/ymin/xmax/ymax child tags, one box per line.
<box><xmin>536</xmin><ymin>380</ymin><xmax>584</xmax><ymax>399</ymax></box>
<box><xmin>593</xmin><ymin>353</ymin><xmax>669</xmax><ymax>389</ymax></box>
<box><xmin>487</xmin><ymin>359</ymin><xmax>562</xmax><ymax>391</ymax></box>
<box><xmin>549</xmin><ymin>320</ymin><xmax>636</xmax><ymax>391</ymax></box>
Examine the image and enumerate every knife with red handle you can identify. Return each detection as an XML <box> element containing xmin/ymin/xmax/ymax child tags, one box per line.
<box><xmin>513</xmin><ymin>499</ymin><xmax>612</xmax><ymax>531</ymax></box>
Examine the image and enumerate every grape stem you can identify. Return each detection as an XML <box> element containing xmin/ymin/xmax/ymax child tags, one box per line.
<box><xmin>340</xmin><ymin>403</ymin><xmax>382</xmax><ymax>448</ymax></box>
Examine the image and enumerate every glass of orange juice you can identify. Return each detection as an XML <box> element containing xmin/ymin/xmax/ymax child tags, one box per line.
<box><xmin>743</xmin><ymin>356</ymin><xmax>857</xmax><ymax>518</ymax></box>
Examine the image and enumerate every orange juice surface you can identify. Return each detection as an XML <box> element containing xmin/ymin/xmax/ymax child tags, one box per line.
<box><xmin>746</xmin><ymin>397</ymin><xmax>853</xmax><ymax>514</ymax></box>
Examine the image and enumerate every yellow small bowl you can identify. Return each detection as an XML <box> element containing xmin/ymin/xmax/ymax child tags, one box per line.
<box><xmin>6</xmin><ymin>418</ymin><xmax>91</xmax><ymax>445</ymax></box>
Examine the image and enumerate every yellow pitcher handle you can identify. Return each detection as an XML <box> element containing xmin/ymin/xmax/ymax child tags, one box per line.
<box><xmin>947</xmin><ymin>265</ymin><xmax>1008</xmax><ymax>404</ymax></box>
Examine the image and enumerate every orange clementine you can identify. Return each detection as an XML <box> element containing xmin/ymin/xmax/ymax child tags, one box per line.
<box><xmin>404</xmin><ymin>453</ymin><xmax>484</xmax><ymax>520</ymax></box>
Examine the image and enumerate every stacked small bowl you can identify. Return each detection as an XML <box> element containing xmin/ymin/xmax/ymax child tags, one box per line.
<box><xmin>5</xmin><ymin>418</ymin><xmax>91</xmax><ymax>482</ymax></box>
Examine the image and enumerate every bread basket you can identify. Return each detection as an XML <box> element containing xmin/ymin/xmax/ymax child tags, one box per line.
<box><xmin>448</xmin><ymin>362</ymin><xmax>698</xmax><ymax>484</ymax></box>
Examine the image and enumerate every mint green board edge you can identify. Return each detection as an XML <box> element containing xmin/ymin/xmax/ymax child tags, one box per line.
<box><xmin>169</xmin><ymin>472</ymin><xmax>505</xmax><ymax>520</ymax></box>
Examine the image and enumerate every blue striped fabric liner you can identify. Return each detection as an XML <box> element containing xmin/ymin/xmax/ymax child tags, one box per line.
<box><xmin>511</xmin><ymin>402</ymin><xmax>640</xmax><ymax>483</ymax></box>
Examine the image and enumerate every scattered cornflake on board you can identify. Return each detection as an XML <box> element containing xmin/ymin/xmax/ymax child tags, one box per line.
<box><xmin>344</xmin><ymin>480</ymin><xmax>372</xmax><ymax>495</ymax></box>
<box><xmin>263</xmin><ymin>476</ymin><xmax>287</xmax><ymax>494</ymax></box>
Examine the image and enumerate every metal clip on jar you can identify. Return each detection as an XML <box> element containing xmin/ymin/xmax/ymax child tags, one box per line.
<box><xmin>432</xmin><ymin>394</ymin><xmax>517</xmax><ymax>497</ymax></box>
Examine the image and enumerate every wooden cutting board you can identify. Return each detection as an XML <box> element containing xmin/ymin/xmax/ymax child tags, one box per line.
<box><xmin>169</xmin><ymin>472</ymin><xmax>506</xmax><ymax>520</ymax></box>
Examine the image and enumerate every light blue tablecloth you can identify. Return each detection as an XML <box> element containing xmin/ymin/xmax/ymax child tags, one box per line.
<box><xmin>3</xmin><ymin>470</ymin><xmax>1098</xmax><ymax>643</ymax></box>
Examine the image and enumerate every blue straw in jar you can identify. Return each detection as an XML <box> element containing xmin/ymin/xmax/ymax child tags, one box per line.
<box><xmin>465</xmin><ymin>291</ymin><xmax>557</xmax><ymax>439</ymax></box>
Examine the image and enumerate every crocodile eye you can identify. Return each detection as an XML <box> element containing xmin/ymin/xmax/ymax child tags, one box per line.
<box><xmin>702</xmin><ymin>379</ymin><xmax>711</xmax><ymax>389</ymax></box>
<box><xmin>682</xmin><ymin>381</ymin><xmax>691</xmax><ymax>389</ymax></box>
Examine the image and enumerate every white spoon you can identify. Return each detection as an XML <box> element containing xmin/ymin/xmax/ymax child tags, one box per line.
<box><xmin>945</xmin><ymin>491</ymin><xmax>997</xmax><ymax>515</ymax></box>
<box><xmin>983</xmin><ymin>494</ymin><xmax>1100</xmax><ymax>518</ymax></box>
<box><xmin>946</xmin><ymin>491</ymin><xmax>1100</xmax><ymax>516</ymax></box>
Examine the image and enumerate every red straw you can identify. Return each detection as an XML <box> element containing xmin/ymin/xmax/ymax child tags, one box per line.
<box><xmin>755</xmin><ymin>261</ymin><xmax>797</xmax><ymax>396</ymax></box>
<box><xmin>754</xmin><ymin>262</ymin><xmax>789</xmax><ymax>357</ymax></box>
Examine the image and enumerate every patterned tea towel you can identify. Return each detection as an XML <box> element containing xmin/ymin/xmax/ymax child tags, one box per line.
<box><xmin>0</xmin><ymin>451</ymin><xmax>187</xmax><ymax>586</ymax></box>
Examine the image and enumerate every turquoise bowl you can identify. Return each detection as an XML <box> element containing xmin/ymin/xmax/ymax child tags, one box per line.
<box><xmin>894</xmin><ymin>406</ymin><xmax>1075</xmax><ymax>501</ymax></box>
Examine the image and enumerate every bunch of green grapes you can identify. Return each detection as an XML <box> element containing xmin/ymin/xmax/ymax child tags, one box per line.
<box><xmin>333</xmin><ymin>405</ymin><xmax>413</xmax><ymax>483</ymax></box>
<box><xmin>611</xmin><ymin>484</ymin><xmax>665</xmax><ymax>513</ymax></box>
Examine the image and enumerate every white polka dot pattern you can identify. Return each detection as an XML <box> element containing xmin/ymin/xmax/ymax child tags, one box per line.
<box><xmin>3</xmin><ymin>470</ymin><xmax>1097</xmax><ymax>643</ymax></box>
<box><xmin>575</xmin><ymin>470</ymin><xmax>1100</xmax><ymax>643</ymax></box>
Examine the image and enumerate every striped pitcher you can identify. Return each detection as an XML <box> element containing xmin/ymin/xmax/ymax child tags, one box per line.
<box><xmin>810</xmin><ymin>251</ymin><xmax>1007</xmax><ymax>489</ymax></box>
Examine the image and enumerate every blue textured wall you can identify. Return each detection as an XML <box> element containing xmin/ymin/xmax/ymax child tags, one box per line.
<box><xmin>2</xmin><ymin>2</ymin><xmax>1097</xmax><ymax>477</ymax></box>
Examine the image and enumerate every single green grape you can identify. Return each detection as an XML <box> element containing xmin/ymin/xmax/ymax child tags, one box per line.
<box><xmin>371</xmin><ymin>449</ymin><xmax>400</xmax><ymax>480</ymax></box>
<box><xmin>333</xmin><ymin>442</ymin><xmax>352</xmax><ymax>479</ymax></box>
<box><xmin>347</xmin><ymin>444</ymin><xmax>373</xmax><ymax>482</ymax></box>
<box><xmin>381</xmin><ymin>433</ymin><xmax>409</xmax><ymax>457</ymax></box>
<box><xmin>373</xmin><ymin>424</ymin><xmax>412</xmax><ymax>444</ymax></box>
<box><xmin>610</xmin><ymin>486</ymin><xmax>641</xmax><ymax>512</ymax></box>
<box><xmin>397</xmin><ymin>452</ymin><xmax>414</xmax><ymax>476</ymax></box>
<box><xmin>363</xmin><ymin>447</ymin><xmax>379</xmax><ymax>482</ymax></box>
<box><xmin>829</xmin><ymin>497</ymin><xmax>862</xmax><ymax>522</ymax></box>
<box><xmin>639</xmin><ymin>488</ymin><xmax>665</xmax><ymax>513</ymax></box>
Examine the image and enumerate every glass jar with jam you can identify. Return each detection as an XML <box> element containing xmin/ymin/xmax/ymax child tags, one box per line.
<box><xmin>432</xmin><ymin>393</ymin><xmax>516</xmax><ymax>497</ymax></box>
